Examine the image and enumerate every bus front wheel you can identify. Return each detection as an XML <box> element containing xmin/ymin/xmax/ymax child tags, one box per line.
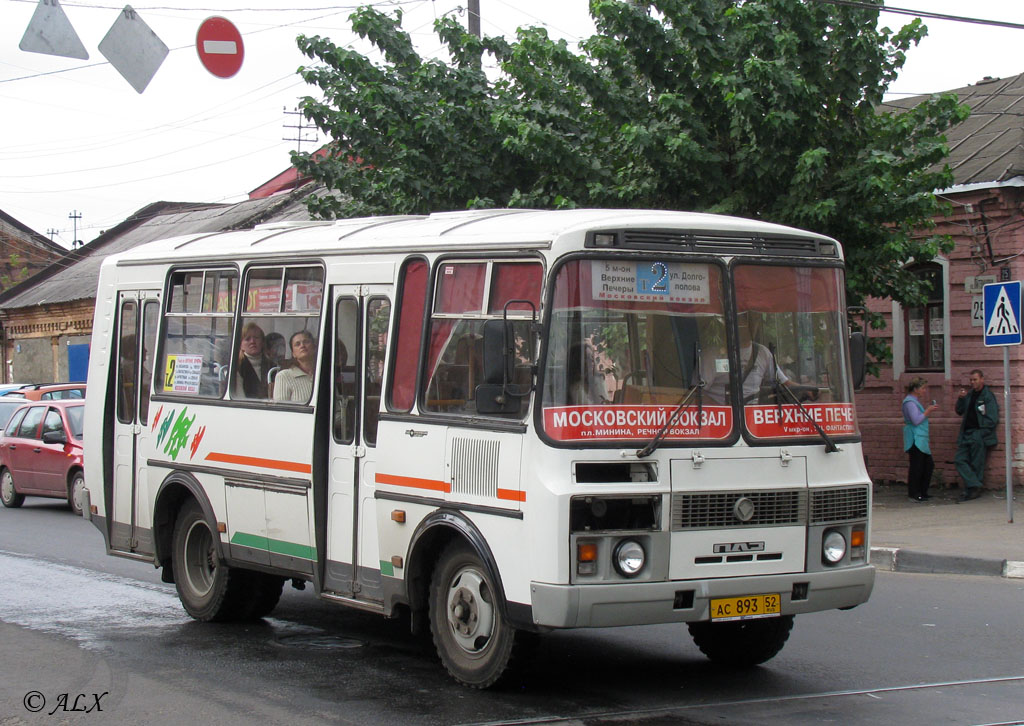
<box><xmin>687</xmin><ymin>615</ymin><xmax>794</xmax><ymax>666</ymax></box>
<box><xmin>429</xmin><ymin>541</ymin><xmax>516</xmax><ymax>688</ymax></box>
<box><xmin>171</xmin><ymin>500</ymin><xmax>250</xmax><ymax>622</ymax></box>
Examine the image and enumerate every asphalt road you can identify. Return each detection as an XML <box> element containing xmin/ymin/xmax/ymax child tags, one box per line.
<box><xmin>1</xmin><ymin>499</ymin><xmax>1022</xmax><ymax>725</ymax></box>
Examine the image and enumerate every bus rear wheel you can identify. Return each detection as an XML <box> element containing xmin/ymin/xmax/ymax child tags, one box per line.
<box><xmin>688</xmin><ymin>615</ymin><xmax>794</xmax><ymax>667</ymax></box>
<box><xmin>171</xmin><ymin>500</ymin><xmax>251</xmax><ymax>622</ymax></box>
<box><xmin>429</xmin><ymin>542</ymin><xmax>516</xmax><ymax>688</ymax></box>
<box><xmin>244</xmin><ymin>572</ymin><xmax>285</xmax><ymax>619</ymax></box>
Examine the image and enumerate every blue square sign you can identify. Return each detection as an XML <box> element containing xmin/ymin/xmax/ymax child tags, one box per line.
<box><xmin>983</xmin><ymin>281</ymin><xmax>1022</xmax><ymax>346</ymax></box>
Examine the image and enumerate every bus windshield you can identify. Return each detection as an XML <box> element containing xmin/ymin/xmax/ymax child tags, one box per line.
<box><xmin>540</xmin><ymin>258</ymin><xmax>858</xmax><ymax>444</ymax></box>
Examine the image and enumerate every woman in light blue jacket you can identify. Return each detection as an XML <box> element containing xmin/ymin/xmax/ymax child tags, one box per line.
<box><xmin>902</xmin><ymin>378</ymin><xmax>939</xmax><ymax>501</ymax></box>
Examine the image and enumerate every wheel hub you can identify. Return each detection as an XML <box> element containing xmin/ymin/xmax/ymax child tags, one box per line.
<box><xmin>450</xmin><ymin>588</ymin><xmax>478</xmax><ymax>636</ymax></box>
<box><xmin>445</xmin><ymin>568</ymin><xmax>495</xmax><ymax>653</ymax></box>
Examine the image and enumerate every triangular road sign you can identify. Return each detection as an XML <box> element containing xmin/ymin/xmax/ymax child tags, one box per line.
<box><xmin>983</xmin><ymin>281</ymin><xmax>1022</xmax><ymax>346</ymax></box>
<box><xmin>19</xmin><ymin>0</ymin><xmax>89</xmax><ymax>60</ymax></box>
<box><xmin>985</xmin><ymin>286</ymin><xmax>1020</xmax><ymax>337</ymax></box>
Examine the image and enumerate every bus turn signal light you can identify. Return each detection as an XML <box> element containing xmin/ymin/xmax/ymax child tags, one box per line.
<box><xmin>851</xmin><ymin>530</ymin><xmax>864</xmax><ymax>547</ymax></box>
<box><xmin>577</xmin><ymin>542</ymin><xmax>598</xmax><ymax>575</ymax></box>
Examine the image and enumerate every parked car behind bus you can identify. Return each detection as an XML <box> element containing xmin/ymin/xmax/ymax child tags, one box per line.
<box><xmin>0</xmin><ymin>400</ymin><xmax>85</xmax><ymax>515</ymax></box>
<box><xmin>2</xmin><ymin>383</ymin><xmax>86</xmax><ymax>401</ymax></box>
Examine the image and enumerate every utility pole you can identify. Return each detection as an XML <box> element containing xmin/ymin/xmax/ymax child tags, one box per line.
<box><xmin>47</xmin><ymin>229</ymin><xmax>58</xmax><ymax>242</ymax></box>
<box><xmin>283</xmin><ymin>106</ymin><xmax>318</xmax><ymax>155</ymax></box>
<box><xmin>68</xmin><ymin>210</ymin><xmax>82</xmax><ymax>249</ymax></box>
<box><xmin>468</xmin><ymin>0</ymin><xmax>480</xmax><ymax>38</ymax></box>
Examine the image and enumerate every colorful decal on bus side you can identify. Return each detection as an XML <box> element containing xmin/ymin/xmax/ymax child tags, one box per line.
<box><xmin>375</xmin><ymin>472</ymin><xmax>525</xmax><ymax>502</ymax></box>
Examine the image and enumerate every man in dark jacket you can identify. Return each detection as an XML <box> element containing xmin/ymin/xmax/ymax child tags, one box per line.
<box><xmin>954</xmin><ymin>369</ymin><xmax>999</xmax><ymax>502</ymax></box>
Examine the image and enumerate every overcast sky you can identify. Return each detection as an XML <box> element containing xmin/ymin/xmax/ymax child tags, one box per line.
<box><xmin>2</xmin><ymin>0</ymin><xmax>1023</xmax><ymax>250</ymax></box>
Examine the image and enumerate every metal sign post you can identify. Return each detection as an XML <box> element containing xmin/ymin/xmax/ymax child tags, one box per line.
<box><xmin>982</xmin><ymin>281</ymin><xmax>1021</xmax><ymax>523</ymax></box>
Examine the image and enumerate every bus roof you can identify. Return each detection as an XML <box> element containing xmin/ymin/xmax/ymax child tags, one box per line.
<box><xmin>111</xmin><ymin>208</ymin><xmax>840</xmax><ymax>265</ymax></box>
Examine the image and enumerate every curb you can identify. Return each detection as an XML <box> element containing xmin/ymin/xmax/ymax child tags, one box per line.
<box><xmin>870</xmin><ymin>546</ymin><xmax>1024</xmax><ymax>579</ymax></box>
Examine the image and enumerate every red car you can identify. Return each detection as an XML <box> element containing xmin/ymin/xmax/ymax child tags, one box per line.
<box><xmin>0</xmin><ymin>400</ymin><xmax>85</xmax><ymax>515</ymax></box>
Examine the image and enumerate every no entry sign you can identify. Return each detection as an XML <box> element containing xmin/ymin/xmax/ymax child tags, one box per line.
<box><xmin>196</xmin><ymin>16</ymin><xmax>243</xmax><ymax>78</ymax></box>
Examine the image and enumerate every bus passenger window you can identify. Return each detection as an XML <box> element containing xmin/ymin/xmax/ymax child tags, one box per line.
<box><xmin>421</xmin><ymin>258</ymin><xmax>539</xmax><ymax>417</ymax></box>
<box><xmin>234</xmin><ymin>265</ymin><xmax>323</xmax><ymax>406</ymax></box>
<box><xmin>388</xmin><ymin>258</ymin><xmax>427</xmax><ymax>412</ymax></box>
<box><xmin>161</xmin><ymin>268</ymin><xmax>237</xmax><ymax>399</ymax></box>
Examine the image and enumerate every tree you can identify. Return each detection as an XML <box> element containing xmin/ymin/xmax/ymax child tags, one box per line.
<box><xmin>293</xmin><ymin>0</ymin><xmax>969</xmax><ymax>353</ymax></box>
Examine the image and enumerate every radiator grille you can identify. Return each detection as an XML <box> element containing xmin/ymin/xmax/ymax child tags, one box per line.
<box><xmin>671</xmin><ymin>486</ymin><xmax>869</xmax><ymax>530</ymax></box>
<box><xmin>810</xmin><ymin>487</ymin><xmax>869</xmax><ymax>524</ymax></box>
<box><xmin>672</xmin><ymin>490</ymin><xmax>807</xmax><ymax>530</ymax></box>
<box><xmin>450</xmin><ymin>438</ymin><xmax>499</xmax><ymax>498</ymax></box>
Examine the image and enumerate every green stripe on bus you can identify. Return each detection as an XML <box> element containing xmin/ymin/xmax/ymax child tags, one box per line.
<box><xmin>230</xmin><ymin>532</ymin><xmax>316</xmax><ymax>560</ymax></box>
<box><xmin>379</xmin><ymin>560</ymin><xmax>394</xmax><ymax>577</ymax></box>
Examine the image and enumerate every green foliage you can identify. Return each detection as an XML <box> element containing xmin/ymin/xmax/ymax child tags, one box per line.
<box><xmin>293</xmin><ymin>0</ymin><xmax>969</xmax><ymax>322</ymax></box>
<box><xmin>0</xmin><ymin>251</ymin><xmax>29</xmax><ymax>291</ymax></box>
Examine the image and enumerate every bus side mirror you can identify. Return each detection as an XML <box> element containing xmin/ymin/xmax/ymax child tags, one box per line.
<box><xmin>849</xmin><ymin>331</ymin><xmax>866</xmax><ymax>391</ymax></box>
<box><xmin>482</xmin><ymin>319</ymin><xmax>508</xmax><ymax>386</ymax></box>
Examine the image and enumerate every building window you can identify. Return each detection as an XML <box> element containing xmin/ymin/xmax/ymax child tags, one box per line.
<box><xmin>904</xmin><ymin>263</ymin><xmax>944</xmax><ymax>371</ymax></box>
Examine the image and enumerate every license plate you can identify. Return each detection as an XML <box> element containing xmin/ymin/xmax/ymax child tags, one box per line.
<box><xmin>710</xmin><ymin>593</ymin><xmax>781</xmax><ymax>622</ymax></box>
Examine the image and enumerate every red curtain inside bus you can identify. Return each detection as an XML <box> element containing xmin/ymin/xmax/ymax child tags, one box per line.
<box><xmin>733</xmin><ymin>265</ymin><xmax>842</xmax><ymax>313</ymax></box>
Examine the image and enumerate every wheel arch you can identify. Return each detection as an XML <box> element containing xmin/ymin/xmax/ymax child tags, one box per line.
<box><xmin>405</xmin><ymin>509</ymin><xmax>511</xmax><ymax>626</ymax></box>
<box><xmin>66</xmin><ymin>465</ymin><xmax>84</xmax><ymax>486</ymax></box>
<box><xmin>153</xmin><ymin>470</ymin><xmax>220</xmax><ymax>571</ymax></box>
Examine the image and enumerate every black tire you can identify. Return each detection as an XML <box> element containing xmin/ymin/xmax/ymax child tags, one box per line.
<box><xmin>688</xmin><ymin>615</ymin><xmax>794</xmax><ymax>667</ymax></box>
<box><xmin>429</xmin><ymin>541</ymin><xmax>516</xmax><ymax>688</ymax></box>
<box><xmin>171</xmin><ymin>500</ymin><xmax>252</xmax><ymax>622</ymax></box>
<box><xmin>68</xmin><ymin>472</ymin><xmax>85</xmax><ymax>517</ymax></box>
<box><xmin>244</xmin><ymin>572</ymin><xmax>285</xmax><ymax>620</ymax></box>
<box><xmin>0</xmin><ymin>468</ymin><xmax>24</xmax><ymax>508</ymax></box>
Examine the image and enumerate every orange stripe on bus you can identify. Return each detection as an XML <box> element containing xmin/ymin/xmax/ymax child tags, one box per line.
<box><xmin>375</xmin><ymin>472</ymin><xmax>450</xmax><ymax>493</ymax></box>
<box><xmin>205</xmin><ymin>451</ymin><xmax>312</xmax><ymax>474</ymax></box>
<box><xmin>497</xmin><ymin>488</ymin><xmax>526</xmax><ymax>502</ymax></box>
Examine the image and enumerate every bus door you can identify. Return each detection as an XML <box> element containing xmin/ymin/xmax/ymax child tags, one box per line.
<box><xmin>323</xmin><ymin>286</ymin><xmax>392</xmax><ymax>601</ymax></box>
<box><xmin>111</xmin><ymin>291</ymin><xmax>160</xmax><ymax>553</ymax></box>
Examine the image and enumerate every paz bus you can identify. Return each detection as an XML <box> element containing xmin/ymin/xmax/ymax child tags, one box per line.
<box><xmin>82</xmin><ymin>209</ymin><xmax>874</xmax><ymax>688</ymax></box>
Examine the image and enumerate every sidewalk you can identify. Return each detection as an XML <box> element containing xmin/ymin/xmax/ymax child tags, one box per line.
<box><xmin>870</xmin><ymin>482</ymin><xmax>1024</xmax><ymax>578</ymax></box>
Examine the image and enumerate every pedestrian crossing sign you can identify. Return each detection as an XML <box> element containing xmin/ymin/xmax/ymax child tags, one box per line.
<box><xmin>983</xmin><ymin>281</ymin><xmax>1022</xmax><ymax>346</ymax></box>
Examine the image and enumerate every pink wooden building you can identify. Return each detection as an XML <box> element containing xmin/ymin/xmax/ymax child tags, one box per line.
<box><xmin>858</xmin><ymin>74</ymin><xmax>1024</xmax><ymax>490</ymax></box>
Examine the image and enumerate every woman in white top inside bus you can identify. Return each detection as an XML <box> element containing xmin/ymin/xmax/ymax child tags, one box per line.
<box><xmin>273</xmin><ymin>330</ymin><xmax>317</xmax><ymax>403</ymax></box>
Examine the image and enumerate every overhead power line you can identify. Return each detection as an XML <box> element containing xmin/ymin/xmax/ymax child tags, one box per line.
<box><xmin>812</xmin><ymin>0</ymin><xmax>1024</xmax><ymax>31</ymax></box>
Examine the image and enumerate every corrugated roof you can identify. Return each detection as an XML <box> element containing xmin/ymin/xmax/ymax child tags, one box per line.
<box><xmin>0</xmin><ymin>191</ymin><xmax>312</xmax><ymax>311</ymax></box>
<box><xmin>882</xmin><ymin>73</ymin><xmax>1024</xmax><ymax>186</ymax></box>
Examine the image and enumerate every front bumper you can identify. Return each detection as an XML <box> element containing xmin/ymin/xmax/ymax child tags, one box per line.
<box><xmin>529</xmin><ymin>565</ymin><xmax>875</xmax><ymax>628</ymax></box>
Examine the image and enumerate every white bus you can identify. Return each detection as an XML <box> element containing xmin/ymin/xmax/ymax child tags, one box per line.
<box><xmin>83</xmin><ymin>209</ymin><xmax>874</xmax><ymax>687</ymax></box>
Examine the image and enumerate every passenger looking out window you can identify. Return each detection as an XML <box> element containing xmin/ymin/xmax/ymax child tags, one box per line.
<box><xmin>235</xmin><ymin>322</ymin><xmax>276</xmax><ymax>399</ymax></box>
<box><xmin>273</xmin><ymin>330</ymin><xmax>317</xmax><ymax>404</ymax></box>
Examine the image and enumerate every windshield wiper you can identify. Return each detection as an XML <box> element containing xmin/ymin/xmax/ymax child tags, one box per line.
<box><xmin>768</xmin><ymin>344</ymin><xmax>838</xmax><ymax>454</ymax></box>
<box><xmin>637</xmin><ymin>342</ymin><xmax>703</xmax><ymax>458</ymax></box>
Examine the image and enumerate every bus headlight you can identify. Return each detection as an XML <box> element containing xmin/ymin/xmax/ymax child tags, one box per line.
<box><xmin>613</xmin><ymin>539</ymin><xmax>645</xmax><ymax>577</ymax></box>
<box><xmin>822</xmin><ymin>530</ymin><xmax>847</xmax><ymax>565</ymax></box>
